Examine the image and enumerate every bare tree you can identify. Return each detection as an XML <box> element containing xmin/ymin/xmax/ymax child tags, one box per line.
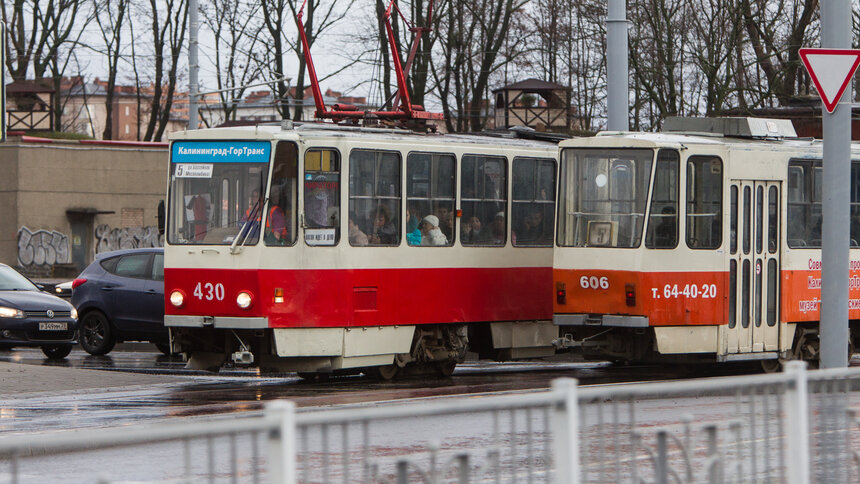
<box><xmin>296</xmin><ymin>0</ymin><xmax>359</xmax><ymax>120</ymax></box>
<box><xmin>740</xmin><ymin>0</ymin><xmax>818</xmax><ymax>106</ymax></box>
<box><xmin>142</xmin><ymin>0</ymin><xmax>189</xmax><ymax>141</ymax></box>
<box><xmin>2</xmin><ymin>0</ymin><xmax>93</xmax><ymax>130</ymax></box>
<box><xmin>201</xmin><ymin>0</ymin><xmax>265</xmax><ymax>124</ymax></box>
<box><xmin>685</xmin><ymin>0</ymin><xmax>745</xmax><ymax>115</ymax></box>
<box><xmin>628</xmin><ymin>0</ymin><xmax>691</xmax><ymax>128</ymax></box>
<box><xmin>260</xmin><ymin>0</ymin><xmax>295</xmax><ymax>120</ymax></box>
<box><xmin>2</xmin><ymin>0</ymin><xmax>86</xmax><ymax>81</ymax></box>
<box><xmin>432</xmin><ymin>0</ymin><xmax>527</xmax><ymax>132</ymax></box>
<box><xmin>92</xmin><ymin>0</ymin><xmax>129</xmax><ymax>140</ymax></box>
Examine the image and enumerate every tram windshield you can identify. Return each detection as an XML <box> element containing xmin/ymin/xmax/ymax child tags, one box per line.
<box><xmin>557</xmin><ymin>148</ymin><xmax>653</xmax><ymax>248</ymax></box>
<box><xmin>167</xmin><ymin>141</ymin><xmax>271</xmax><ymax>245</ymax></box>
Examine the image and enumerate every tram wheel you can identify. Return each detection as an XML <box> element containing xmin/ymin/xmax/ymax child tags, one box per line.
<box><xmin>370</xmin><ymin>364</ymin><xmax>399</xmax><ymax>381</ymax></box>
<box><xmin>434</xmin><ymin>360</ymin><xmax>457</xmax><ymax>377</ymax></box>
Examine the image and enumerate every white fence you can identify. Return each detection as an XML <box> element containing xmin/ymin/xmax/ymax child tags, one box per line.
<box><xmin>0</xmin><ymin>361</ymin><xmax>858</xmax><ymax>483</ymax></box>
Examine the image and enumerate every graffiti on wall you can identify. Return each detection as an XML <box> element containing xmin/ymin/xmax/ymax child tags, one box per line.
<box><xmin>95</xmin><ymin>224</ymin><xmax>163</xmax><ymax>254</ymax></box>
<box><xmin>17</xmin><ymin>227</ymin><xmax>72</xmax><ymax>268</ymax></box>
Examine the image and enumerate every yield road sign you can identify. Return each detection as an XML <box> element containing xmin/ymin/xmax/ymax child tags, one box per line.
<box><xmin>799</xmin><ymin>48</ymin><xmax>860</xmax><ymax>113</ymax></box>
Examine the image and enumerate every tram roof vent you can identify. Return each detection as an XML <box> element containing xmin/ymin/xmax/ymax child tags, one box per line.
<box><xmin>663</xmin><ymin>117</ymin><xmax>797</xmax><ymax>139</ymax></box>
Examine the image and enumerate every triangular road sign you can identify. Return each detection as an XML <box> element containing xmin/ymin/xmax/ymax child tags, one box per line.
<box><xmin>799</xmin><ymin>48</ymin><xmax>860</xmax><ymax>113</ymax></box>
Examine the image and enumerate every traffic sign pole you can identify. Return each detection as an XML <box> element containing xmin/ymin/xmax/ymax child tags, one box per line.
<box><xmin>820</xmin><ymin>0</ymin><xmax>852</xmax><ymax>369</ymax></box>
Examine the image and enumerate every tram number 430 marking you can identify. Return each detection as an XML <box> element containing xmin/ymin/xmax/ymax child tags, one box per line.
<box><xmin>194</xmin><ymin>282</ymin><xmax>225</xmax><ymax>301</ymax></box>
<box><xmin>652</xmin><ymin>284</ymin><xmax>717</xmax><ymax>299</ymax></box>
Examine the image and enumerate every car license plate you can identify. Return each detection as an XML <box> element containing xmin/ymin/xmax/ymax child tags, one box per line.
<box><xmin>39</xmin><ymin>322</ymin><xmax>67</xmax><ymax>331</ymax></box>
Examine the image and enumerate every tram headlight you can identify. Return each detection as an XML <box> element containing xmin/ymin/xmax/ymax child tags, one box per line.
<box><xmin>274</xmin><ymin>288</ymin><xmax>284</xmax><ymax>304</ymax></box>
<box><xmin>169</xmin><ymin>290</ymin><xmax>185</xmax><ymax>308</ymax></box>
<box><xmin>237</xmin><ymin>291</ymin><xmax>253</xmax><ymax>309</ymax></box>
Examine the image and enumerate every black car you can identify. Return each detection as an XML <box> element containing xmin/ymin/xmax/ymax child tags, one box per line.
<box><xmin>0</xmin><ymin>263</ymin><xmax>79</xmax><ymax>359</ymax></box>
<box><xmin>71</xmin><ymin>248</ymin><xmax>168</xmax><ymax>355</ymax></box>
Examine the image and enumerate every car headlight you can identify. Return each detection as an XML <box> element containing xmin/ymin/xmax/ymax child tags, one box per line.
<box><xmin>0</xmin><ymin>306</ymin><xmax>24</xmax><ymax>319</ymax></box>
<box><xmin>170</xmin><ymin>290</ymin><xmax>185</xmax><ymax>308</ymax></box>
<box><xmin>236</xmin><ymin>291</ymin><xmax>253</xmax><ymax>309</ymax></box>
<box><xmin>70</xmin><ymin>308</ymin><xmax>78</xmax><ymax>320</ymax></box>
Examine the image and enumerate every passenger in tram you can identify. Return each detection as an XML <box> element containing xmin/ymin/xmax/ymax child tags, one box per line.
<box><xmin>654</xmin><ymin>206</ymin><xmax>677</xmax><ymax>248</ymax></box>
<box><xmin>406</xmin><ymin>204</ymin><xmax>422</xmax><ymax>245</ymax></box>
<box><xmin>186</xmin><ymin>193</ymin><xmax>211</xmax><ymax>241</ymax></box>
<box><xmin>518</xmin><ymin>209</ymin><xmax>546</xmax><ymax>244</ymax></box>
<box><xmin>305</xmin><ymin>175</ymin><xmax>332</xmax><ymax>227</ymax></box>
<box><xmin>348</xmin><ymin>218</ymin><xmax>369</xmax><ymax>246</ymax></box>
<box><xmin>436</xmin><ymin>206</ymin><xmax>454</xmax><ymax>241</ymax></box>
<box><xmin>461</xmin><ymin>215</ymin><xmax>484</xmax><ymax>244</ymax></box>
<box><xmin>369</xmin><ymin>205</ymin><xmax>397</xmax><ymax>245</ymax></box>
<box><xmin>420</xmin><ymin>215</ymin><xmax>448</xmax><ymax>246</ymax></box>
<box><xmin>491</xmin><ymin>212</ymin><xmax>510</xmax><ymax>245</ymax></box>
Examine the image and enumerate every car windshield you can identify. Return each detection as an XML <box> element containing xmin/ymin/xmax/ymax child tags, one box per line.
<box><xmin>0</xmin><ymin>266</ymin><xmax>38</xmax><ymax>291</ymax></box>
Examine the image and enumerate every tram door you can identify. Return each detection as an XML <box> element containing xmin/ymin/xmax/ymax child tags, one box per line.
<box><xmin>727</xmin><ymin>181</ymin><xmax>781</xmax><ymax>354</ymax></box>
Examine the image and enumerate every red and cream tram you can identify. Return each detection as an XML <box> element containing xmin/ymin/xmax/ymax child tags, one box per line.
<box><xmin>553</xmin><ymin>117</ymin><xmax>860</xmax><ymax>367</ymax></box>
<box><xmin>164</xmin><ymin>123</ymin><xmax>559</xmax><ymax>377</ymax></box>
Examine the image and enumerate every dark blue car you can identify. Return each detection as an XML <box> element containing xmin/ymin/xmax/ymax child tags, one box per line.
<box><xmin>0</xmin><ymin>263</ymin><xmax>79</xmax><ymax>359</ymax></box>
<box><xmin>71</xmin><ymin>248</ymin><xmax>168</xmax><ymax>355</ymax></box>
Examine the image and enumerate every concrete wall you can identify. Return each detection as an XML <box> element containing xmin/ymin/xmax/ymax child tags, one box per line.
<box><xmin>0</xmin><ymin>138</ymin><xmax>168</xmax><ymax>276</ymax></box>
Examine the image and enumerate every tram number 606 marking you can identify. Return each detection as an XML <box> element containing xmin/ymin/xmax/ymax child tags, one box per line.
<box><xmin>194</xmin><ymin>282</ymin><xmax>225</xmax><ymax>301</ymax></box>
<box><xmin>580</xmin><ymin>276</ymin><xmax>609</xmax><ymax>290</ymax></box>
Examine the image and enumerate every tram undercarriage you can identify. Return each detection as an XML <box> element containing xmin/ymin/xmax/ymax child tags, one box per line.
<box><xmin>169</xmin><ymin>320</ymin><xmax>557</xmax><ymax>378</ymax></box>
<box><xmin>555</xmin><ymin>321</ymin><xmax>860</xmax><ymax>366</ymax></box>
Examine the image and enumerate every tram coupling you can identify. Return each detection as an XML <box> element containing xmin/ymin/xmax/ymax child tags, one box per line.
<box><xmin>231</xmin><ymin>350</ymin><xmax>254</xmax><ymax>365</ymax></box>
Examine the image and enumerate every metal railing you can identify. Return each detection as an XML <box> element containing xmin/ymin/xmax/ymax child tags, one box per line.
<box><xmin>0</xmin><ymin>361</ymin><xmax>858</xmax><ymax>483</ymax></box>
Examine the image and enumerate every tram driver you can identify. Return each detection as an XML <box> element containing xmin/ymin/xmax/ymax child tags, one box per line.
<box><xmin>264</xmin><ymin>186</ymin><xmax>289</xmax><ymax>245</ymax></box>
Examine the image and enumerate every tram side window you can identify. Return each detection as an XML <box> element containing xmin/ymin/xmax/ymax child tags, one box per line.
<box><xmin>406</xmin><ymin>153</ymin><xmax>455</xmax><ymax>246</ymax></box>
<box><xmin>461</xmin><ymin>155</ymin><xmax>508</xmax><ymax>246</ymax></box>
<box><xmin>512</xmin><ymin>157</ymin><xmax>556</xmax><ymax>247</ymax></box>
<box><xmin>303</xmin><ymin>149</ymin><xmax>340</xmax><ymax>247</ymax></box>
<box><xmin>686</xmin><ymin>156</ymin><xmax>722</xmax><ymax>249</ymax></box>
<box><xmin>265</xmin><ymin>142</ymin><xmax>299</xmax><ymax>246</ymax></box>
<box><xmin>645</xmin><ymin>149</ymin><xmax>679</xmax><ymax>249</ymax></box>
<box><xmin>787</xmin><ymin>160</ymin><xmax>822</xmax><ymax>248</ymax></box>
<box><xmin>348</xmin><ymin>149</ymin><xmax>401</xmax><ymax>246</ymax></box>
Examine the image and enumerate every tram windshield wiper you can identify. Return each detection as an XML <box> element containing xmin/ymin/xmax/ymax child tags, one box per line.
<box><xmin>231</xmin><ymin>192</ymin><xmax>268</xmax><ymax>254</ymax></box>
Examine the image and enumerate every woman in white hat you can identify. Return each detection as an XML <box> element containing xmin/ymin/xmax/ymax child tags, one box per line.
<box><xmin>420</xmin><ymin>214</ymin><xmax>448</xmax><ymax>246</ymax></box>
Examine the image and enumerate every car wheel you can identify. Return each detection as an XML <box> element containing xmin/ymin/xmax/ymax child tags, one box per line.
<box><xmin>79</xmin><ymin>311</ymin><xmax>116</xmax><ymax>355</ymax></box>
<box><xmin>42</xmin><ymin>344</ymin><xmax>72</xmax><ymax>359</ymax></box>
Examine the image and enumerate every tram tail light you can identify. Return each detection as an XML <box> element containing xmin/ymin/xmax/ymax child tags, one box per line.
<box><xmin>556</xmin><ymin>282</ymin><xmax>566</xmax><ymax>305</ymax></box>
<box><xmin>625</xmin><ymin>284</ymin><xmax>636</xmax><ymax>307</ymax></box>
<box><xmin>274</xmin><ymin>288</ymin><xmax>284</xmax><ymax>304</ymax></box>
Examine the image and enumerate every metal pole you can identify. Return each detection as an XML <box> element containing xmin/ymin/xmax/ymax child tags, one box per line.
<box><xmin>552</xmin><ymin>378</ymin><xmax>580</xmax><ymax>484</ymax></box>
<box><xmin>820</xmin><ymin>0</ymin><xmax>851</xmax><ymax>368</ymax></box>
<box><xmin>606</xmin><ymin>0</ymin><xmax>628</xmax><ymax>131</ymax></box>
<box><xmin>188</xmin><ymin>0</ymin><xmax>199</xmax><ymax>130</ymax></box>
<box><xmin>267</xmin><ymin>400</ymin><xmax>297</xmax><ymax>484</ymax></box>
<box><xmin>782</xmin><ymin>361</ymin><xmax>810</xmax><ymax>484</ymax></box>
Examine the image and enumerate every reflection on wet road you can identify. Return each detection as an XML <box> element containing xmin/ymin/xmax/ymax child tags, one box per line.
<box><xmin>0</xmin><ymin>345</ymin><xmax>827</xmax><ymax>436</ymax></box>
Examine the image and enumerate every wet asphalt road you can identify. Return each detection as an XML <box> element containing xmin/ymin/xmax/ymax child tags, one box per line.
<box><xmin>0</xmin><ymin>344</ymin><xmax>781</xmax><ymax>435</ymax></box>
